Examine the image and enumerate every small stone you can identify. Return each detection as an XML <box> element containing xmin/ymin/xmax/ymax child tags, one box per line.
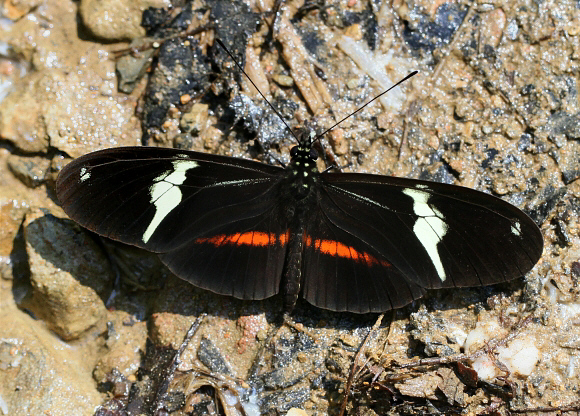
<box><xmin>339</xmin><ymin>333</ymin><xmax>359</xmax><ymax>348</ymax></box>
<box><xmin>344</xmin><ymin>24</ymin><xmax>363</xmax><ymax>41</ymax></box>
<box><xmin>2</xmin><ymin>0</ymin><xmax>41</xmax><ymax>20</ymax></box>
<box><xmin>180</xmin><ymin>93</ymin><xmax>192</xmax><ymax>105</ymax></box>
<box><xmin>472</xmin><ymin>355</ymin><xmax>497</xmax><ymax>381</ymax></box>
<box><xmin>465</xmin><ymin>320</ymin><xmax>505</xmax><ymax>354</ymax></box>
<box><xmin>376</xmin><ymin>113</ymin><xmax>392</xmax><ymax>130</ymax></box>
<box><xmin>272</xmin><ymin>74</ymin><xmax>294</xmax><ymax>87</ymax></box>
<box><xmin>395</xmin><ymin>373</ymin><xmax>440</xmax><ymax>400</ymax></box>
<box><xmin>558</xmin><ymin>141</ymin><xmax>580</xmax><ymax>184</ymax></box>
<box><xmin>506</xmin><ymin>19</ymin><xmax>518</xmax><ymax>40</ymax></box>
<box><xmin>568</xmin><ymin>20</ymin><xmax>580</xmax><ymax>36</ymax></box>
<box><xmin>116</xmin><ymin>44</ymin><xmax>155</xmax><ymax>94</ymax></box>
<box><xmin>490</xmin><ymin>94</ymin><xmax>504</xmax><ymax>109</ymax></box>
<box><xmin>504</xmin><ymin>120</ymin><xmax>523</xmax><ymax>140</ymax></box>
<box><xmin>150</xmin><ymin>311</ymin><xmax>196</xmax><ymax>349</ymax></box>
<box><xmin>180</xmin><ymin>103</ymin><xmax>209</xmax><ymax>135</ymax></box>
<box><xmin>202</xmin><ymin>126</ymin><xmax>223</xmax><ymax>151</ymax></box>
<box><xmin>198</xmin><ymin>337</ymin><xmax>232</xmax><ymax>375</ymax></box>
<box><xmin>79</xmin><ymin>0</ymin><xmax>165</xmax><ymax>42</ymax></box>
<box><xmin>296</xmin><ymin>352</ymin><xmax>308</xmax><ymax>363</ymax></box>
<box><xmin>428</xmin><ymin>134</ymin><xmax>440</xmax><ymax>149</ymax></box>
<box><xmin>447</xmin><ymin>158</ymin><xmax>464</xmax><ymax>174</ymax></box>
<box><xmin>546</xmin><ymin>111</ymin><xmax>580</xmax><ymax>140</ymax></box>
<box><xmin>287</xmin><ymin>408</ymin><xmax>308</xmax><ymax>416</ymax></box>
<box><xmin>346</xmin><ymin>77</ymin><xmax>361</xmax><ymax>89</ymax></box>
<box><xmin>7</xmin><ymin>155</ymin><xmax>50</xmax><ymax>188</ymax></box>
<box><xmin>497</xmin><ymin>337</ymin><xmax>540</xmax><ymax>377</ymax></box>
<box><xmin>329</xmin><ymin>128</ymin><xmax>348</xmax><ymax>155</ymax></box>
<box><xmin>480</xmin><ymin>8</ymin><xmax>506</xmax><ymax>48</ymax></box>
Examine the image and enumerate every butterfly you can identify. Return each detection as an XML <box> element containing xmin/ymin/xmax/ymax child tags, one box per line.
<box><xmin>56</xmin><ymin>130</ymin><xmax>543</xmax><ymax>314</ymax></box>
<box><xmin>56</xmin><ymin>41</ymin><xmax>543</xmax><ymax>313</ymax></box>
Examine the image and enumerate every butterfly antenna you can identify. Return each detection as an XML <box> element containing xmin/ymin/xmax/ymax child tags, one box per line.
<box><xmin>215</xmin><ymin>39</ymin><xmax>300</xmax><ymax>143</ymax></box>
<box><xmin>314</xmin><ymin>70</ymin><xmax>418</xmax><ymax>143</ymax></box>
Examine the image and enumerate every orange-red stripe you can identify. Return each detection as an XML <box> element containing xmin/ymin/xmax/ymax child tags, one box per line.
<box><xmin>195</xmin><ymin>231</ymin><xmax>390</xmax><ymax>268</ymax></box>
<box><xmin>279</xmin><ymin>230</ymin><xmax>290</xmax><ymax>246</ymax></box>
<box><xmin>195</xmin><ymin>231</ymin><xmax>288</xmax><ymax>247</ymax></box>
<box><xmin>304</xmin><ymin>235</ymin><xmax>390</xmax><ymax>267</ymax></box>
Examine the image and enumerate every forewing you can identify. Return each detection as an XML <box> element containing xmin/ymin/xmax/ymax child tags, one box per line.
<box><xmin>318</xmin><ymin>173</ymin><xmax>543</xmax><ymax>291</ymax></box>
<box><xmin>56</xmin><ymin>146</ymin><xmax>288</xmax><ymax>300</ymax></box>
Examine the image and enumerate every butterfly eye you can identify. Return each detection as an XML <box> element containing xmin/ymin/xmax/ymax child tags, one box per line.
<box><xmin>309</xmin><ymin>148</ymin><xmax>318</xmax><ymax>160</ymax></box>
<box><xmin>290</xmin><ymin>146</ymin><xmax>298</xmax><ymax>157</ymax></box>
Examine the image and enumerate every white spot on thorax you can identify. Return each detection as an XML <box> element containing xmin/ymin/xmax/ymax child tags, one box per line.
<box><xmin>142</xmin><ymin>159</ymin><xmax>198</xmax><ymax>243</ymax></box>
<box><xmin>80</xmin><ymin>167</ymin><xmax>91</xmax><ymax>182</ymax></box>
<box><xmin>403</xmin><ymin>188</ymin><xmax>449</xmax><ymax>281</ymax></box>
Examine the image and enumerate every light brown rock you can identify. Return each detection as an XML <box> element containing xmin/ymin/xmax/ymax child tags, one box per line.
<box><xmin>79</xmin><ymin>0</ymin><xmax>169</xmax><ymax>42</ymax></box>
<box><xmin>0</xmin><ymin>70</ymin><xmax>141</xmax><ymax>156</ymax></box>
<box><xmin>0</xmin><ymin>305</ymin><xmax>102</xmax><ymax>416</ymax></box>
<box><xmin>21</xmin><ymin>208</ymin><xmax>111</xmax><ymax>340</ymax></box>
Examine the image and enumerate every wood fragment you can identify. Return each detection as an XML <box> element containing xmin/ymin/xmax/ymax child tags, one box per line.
<box><xmin>242</xmin><ymin>45</ymin><xmax>271</xmax><ymax>99</ymax></box>
<box><xmin>276</xmin><ymin>16</ymin><xmax>325</xmax><ymax>114</ymax></box>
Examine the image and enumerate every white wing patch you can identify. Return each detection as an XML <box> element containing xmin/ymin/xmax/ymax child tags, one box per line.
<box><xmin>511</xmin><ymin>220</ymin><xmax>521</xmax><ymax>236</ymax></box>
<box><xmin>403</xmin><ymin>188</ymin><xmax>449</xmax><ymax>281</ymax></box>
<box><xmin>80</xmin><ymin>167</ymin><xmax>91</xmax><ymax>182</ymax></box>
<box><xmin>142</xmin><ymin>159</ymin><xmax>199</xmax><ymax>244</ymax></box>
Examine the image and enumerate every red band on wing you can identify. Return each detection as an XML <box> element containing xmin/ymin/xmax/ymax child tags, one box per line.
<box><xmin>305</xmin><ymin>235</ymin><xmax>390</xmax><ymax>267</ymax></box>
<box><xmin>195</xmin><ymin>231</ymin><xmax>288</xmax><ymax>247</ymax></box>
<box><xmin>195</xmin><ymin>232</ymin><xmax>389</xmax><ymax>267</ymax></box>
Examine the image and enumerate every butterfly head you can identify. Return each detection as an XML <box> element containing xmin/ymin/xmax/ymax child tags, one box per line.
<box><xmin>290</xmin><ymin>128</ymin><xmax>318</xmax><ymax>163</ymax></box>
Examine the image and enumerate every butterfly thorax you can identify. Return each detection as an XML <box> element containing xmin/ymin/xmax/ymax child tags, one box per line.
<box><xmin>286</xmin><ymin>130</ymin><xmax>320</xmax><ymax>200</ymax></box>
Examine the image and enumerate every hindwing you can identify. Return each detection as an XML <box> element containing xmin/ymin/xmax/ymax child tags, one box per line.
<box><xmin>316</xmin><ymin>173</ymin><xmax>542</xmax><ymax>290</ymax></box>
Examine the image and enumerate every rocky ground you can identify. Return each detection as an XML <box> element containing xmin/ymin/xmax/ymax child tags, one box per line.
<box><xmin>0</xmin><ymin>0</ymin><xmax>579</xmax><ymax>415</ymax></box>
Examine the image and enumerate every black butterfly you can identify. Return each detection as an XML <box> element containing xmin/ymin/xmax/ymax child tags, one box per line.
<box><xmin>56</xmin><ymin>40</ymin><xmax>542</xmax><ymax>313</ymax></box>
<box><xmin>56</xmin><ymin>126</ymin><xmax>543</xmax><ymax>313</ymax></box>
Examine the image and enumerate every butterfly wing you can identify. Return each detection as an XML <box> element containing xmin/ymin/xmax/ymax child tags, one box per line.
<box><xmin>301</xmin><ymin>205</ymin><xmax>426</xmax><ymax>313</ymax></box>
<box><xmin>299</xmin><ymin>173</ymin><xmax>543</xmax><ymax>313</ymax></box>
<box><xmin>56</xmin><ymin>146</ymin><xmax>289</xmax><ymax>300</ymax></box>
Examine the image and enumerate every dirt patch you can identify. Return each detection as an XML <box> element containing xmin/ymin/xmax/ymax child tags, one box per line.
<box><xmin>0</xmin><ymin>0</ymin><xmax>579</xmax><ymax>414</ymax></box>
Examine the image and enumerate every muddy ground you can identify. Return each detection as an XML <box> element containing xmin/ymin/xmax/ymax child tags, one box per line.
<box><xmin>0</xmin><ymin>0</ymin><xmax>579</xmax><ymax>415</ymax></box>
